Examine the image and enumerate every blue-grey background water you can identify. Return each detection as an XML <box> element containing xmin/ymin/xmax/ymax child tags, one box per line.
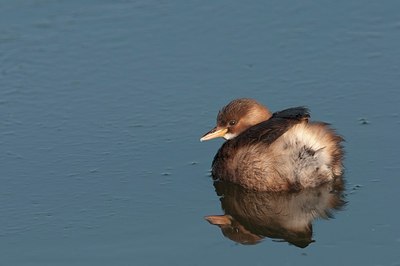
<box><xmin>1</xmin><ymin>1</ymin><xmax>399</xmax><ymax>265</ymax></box>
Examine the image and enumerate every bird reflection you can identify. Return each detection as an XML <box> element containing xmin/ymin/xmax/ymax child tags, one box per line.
<box><xmin>205</xmin><ymin>178</ymin><xmax>346</xmax><ymax>248</ymax></box>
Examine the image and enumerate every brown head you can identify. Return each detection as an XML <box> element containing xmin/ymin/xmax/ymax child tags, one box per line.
<box><xmin>200</xmin><ymin>98</ymin><xmax>272</xmax><ymax>141</ymax></box>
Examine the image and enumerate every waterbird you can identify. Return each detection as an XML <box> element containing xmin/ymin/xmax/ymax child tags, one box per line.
<box><xmin>201</xmin><ymin>98</ymin><xmax>344</xmax><ymax>191</ymax></box>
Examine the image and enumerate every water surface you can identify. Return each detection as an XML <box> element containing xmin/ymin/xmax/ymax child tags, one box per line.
<box><xmin>1</xmin><ymin>1</ymin><xmax>400</xmax><ymax>265</ymax></box>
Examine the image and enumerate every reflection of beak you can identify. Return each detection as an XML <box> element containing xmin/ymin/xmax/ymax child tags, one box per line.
<box><xmin>204</xmin><ymin>215</ymin><xmax>232</xmax><ymax>225</ymax></box>
<box><xmin>200</xmin><ymin>127</ymin><xmax>228</xmax><ymax>142</ymax></box>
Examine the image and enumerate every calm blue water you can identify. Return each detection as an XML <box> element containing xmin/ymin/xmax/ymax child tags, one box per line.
<box><xmin>1</xmin><ymin>1</ymin><xmax>400</xmax><ymax>265</ymax></box>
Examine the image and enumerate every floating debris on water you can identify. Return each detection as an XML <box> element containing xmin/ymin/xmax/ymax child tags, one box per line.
<box><xmin>161</xmin><ymin>172</ymin><xmax>171</xmax><ymax>176</ymax></box>
<box><xmin>359</xmin><ymin>118</ymin><xmax>370</xmax><ymax>125</ymax></box>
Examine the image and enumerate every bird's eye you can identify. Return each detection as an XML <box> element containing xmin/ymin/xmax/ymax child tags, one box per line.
<box><xmin>229</xmin><ymin>120</ymin><xmax>237</xmax><ymax>126</ymax></box>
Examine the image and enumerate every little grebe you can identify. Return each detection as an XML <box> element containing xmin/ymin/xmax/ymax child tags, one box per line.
<box><xmin>200</xmin><ymin>98</ymin><xmax>344</xmax><ymax>191</ymax></box>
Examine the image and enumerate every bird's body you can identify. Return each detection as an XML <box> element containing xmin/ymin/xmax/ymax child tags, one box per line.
<box><xmin>201</xmin><ymin>98</ymin><xmax>344</xmax><ymax>191</ymax></box>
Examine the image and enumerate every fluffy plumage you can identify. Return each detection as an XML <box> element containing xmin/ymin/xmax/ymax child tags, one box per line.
<box><xmin>201</xmin><ymin>98</ymin><xmax>344</xmax><ymax>191</ymax></box>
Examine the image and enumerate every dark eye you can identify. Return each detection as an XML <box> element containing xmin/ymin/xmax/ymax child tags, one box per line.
<box><xmin>229</xmin><ymin>120</ymin><xmax>237</xmax><ymax>126</ymax></box>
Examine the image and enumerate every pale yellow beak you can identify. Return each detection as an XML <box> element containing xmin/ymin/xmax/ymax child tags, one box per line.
<box><xmin>200</xmin><ymin>127</ymin><xmax>228</xmax><ymax>142</ymax></box>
